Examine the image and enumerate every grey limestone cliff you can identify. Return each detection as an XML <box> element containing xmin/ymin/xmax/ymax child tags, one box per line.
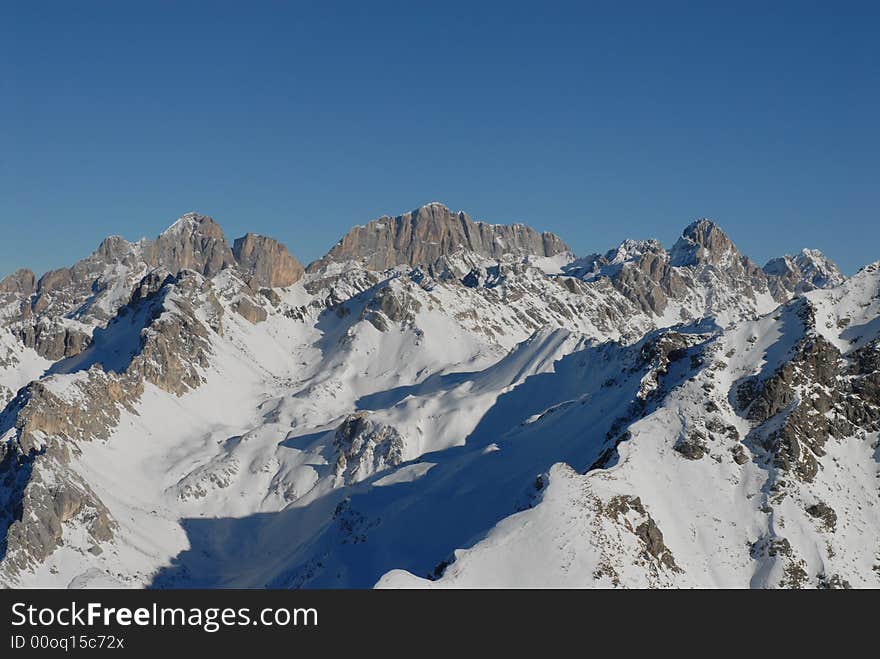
<box><xmin>307</xmin><ymin>202</ymin><xmax>570</xmax><ymax>272</ymax></box>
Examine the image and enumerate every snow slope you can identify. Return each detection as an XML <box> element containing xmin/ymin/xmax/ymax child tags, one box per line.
<box><xmin>381</xmin><ymin>278</ymin><xmax>880</xmax><ymax>588</ymax></box>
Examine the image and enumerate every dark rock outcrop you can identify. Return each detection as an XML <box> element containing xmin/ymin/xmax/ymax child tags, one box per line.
<box><xmin>333</xmin><ymin>413</ymin><xmax>405</xmax><ymax>485</ymax></box>
<box><xmin>737</xmin><ymin>302</ymin><xmax>880</xmax><ymax>483</ymax></box>
<box><xmin>604</xmin><ymin>495</ymin><xmax>679</xmax><ymax>571</ymax></box>
<box><xmin>361</xmin><ymin>283</ymin><xmax>421</xmax><ymax>332</ymax></box>
<box><xmin>18</xmin><ymin>320</ymin><xmax>91</xmax><ymax>361</ymax></box>
<box><xmin>674</xmin><ymin>431</ymin><xmax>708</xmax><ymax>460</ymax></box>
<box><xmin>806</xmin><ymin>502</ymin><xmax>837</xmax><ymax>532</ymax></box>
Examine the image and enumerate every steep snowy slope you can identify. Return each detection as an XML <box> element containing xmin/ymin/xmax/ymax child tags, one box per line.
<box><xmin>0</xmin><ymin>333</ymin><xmax>50</xmax><ymax>409</ymax></box>
<box><xmin>381</xmin><ymin>265</ymin><xmax>880</xmax><ymax>588</ymax></box>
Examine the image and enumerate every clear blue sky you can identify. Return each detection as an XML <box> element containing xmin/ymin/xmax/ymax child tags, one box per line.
<box><xmin>2</xmin><ymin>1</ymin><xmax>878</xmax><ymax>277</ymax></box>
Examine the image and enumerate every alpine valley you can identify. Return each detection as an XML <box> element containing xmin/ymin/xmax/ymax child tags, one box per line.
<box><xmin>2</xmin><ymin>202</ymin><xmax>878</xmax><ymax>589</ymax></box>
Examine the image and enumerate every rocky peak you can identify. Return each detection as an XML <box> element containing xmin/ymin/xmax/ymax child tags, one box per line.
<box><xmin>763</xmin><ymin>249</ymin><xmax>845</xmax><ymax>300</ymax></box>
<box><xmin>307</xmin><ymin>202</ymin><xmax>570</xmax><ymax>272</ymax></box>
<box><xmin>144</xmin><ymin>213</ymin><xmax>235</xmax><ymax>277</ymax></box>
<box><xmin>128</xmin><ymin>269</ymin><xmax>175</xmax><ymax>307</ymax></box>
<box><xmin>22</xmin><ymin>234</ymin><xmax>149</xmax><ymax>327</ymax></box>
<box><xmin>562</xmin><ymin>220</ymin><xmax>777</xmax><ymax>322</ymax></box>
<box><xmin>607</xmin><ymin>239</ymin><xmax>665</xmax><ymax>264</ymax></box>
<box><xmin>158</xmin><ymin>212</ymin><xmax>219</xmax><ymax>237</ymax></box>
<box><xmin>566</xmin><ymin>239</ymin><xmax>666</xmax><ymax>280</ymax></box>
<box><xmin>793</xmin><ymin>249</ymin><xmax>844</xmax><ymax>288</ymax></box>
<box><xmin>232</xmin><ymin>233</ymin><xmax>304</xmax><ymax>289</ymax></box>
<box><xmin>0</xmin><ymin>269</ymin><xmax>36</xmax><ymax>297</ymax></box>
<box><xmin>669</xmin><ymin>219</ymin><xmax>739</xmax><ymax>267</ymax></box>
<box><xmin>93</xmin><ymin>235</ymin><xmax>138</xmax><ymax>262</ymax></box>
<box><xmin>2</xmin><ymin>214</ymin><xmax>234</xmax><ymax>355</ymax></box>
<box><xmin>1</xmin><ymin>212</ymin><xmax>303</xmax><ymax>361</ymax></box>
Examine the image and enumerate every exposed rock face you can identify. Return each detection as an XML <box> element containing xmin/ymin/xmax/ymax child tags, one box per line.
<box><xmin>634</xmin><ymin>329</ymin><xmax>706</xmax><ymax>399</ymax></box>
<box><xmin>9</xmin><ymin>372</ymin><xmax>140</xmax><ymax>456</ymax></box>
<box><xmin>736</xmin><ymin>300</ymin><xmax>880</xmax><ymax>483</ymax></box>
<box><xmin>0</xmin><ymin>267</ymin><xmax>226</xmax><ymax>577</ymax></box>
<box><xmin>17</xmin><ymin>320</ymin><xmax>91</xmax><ymax>361</ymax></box>
<box><xmin>30</xmin><ymin>236</ymin><xmax>148</xmax><ymax>322</ymax></box>
<box><xmin>143</xmin><ymin>213</ymin><xmax>235</xmax><ymax>278</ymax></box>
<box><xmin>1</xmin><ymin>447</ymin><xmax>116</xmax><ymax>574</ymax></box>
<box><xmin>92</xmin><ymin>235</ymin><xmax>134</xmax><ymax>261</ymax></box>
<box><xmin>563</xmin><ymin>219</ymin><xmax>841</xmax><ymax>325</ymax></box>
<box><xmin>763</xmin><ymin>249</ymin><xmax>845</xmax><ymax>301</ymax></box>
<box><xmin>669</xmin><ymin>219</ymin><xmax>742</xmax><ymax>267</ymax></box>
<box><xmin>232</xmin><ymin>233</ymin><xmax>304</xmax><ymax>289</ymax></box>
<box><xmin>1</xmin><ymin>213</ymin><xmax>238</xmax><ymax>362</ymax></box>
<box><xmin>668</xmin><ymin>220</ymin><xmax>772</xmax><ymax>312</ymax></box>
<box><xmin>333</xmin><ymin>413</ymin><xmax>405</xmax><ymax>485</ymax></box>
<box><xmin>234</xmin><ymin>297</ymin><xmax>268</xmax><ymax>324</ymax></box>
<box><xmin>361</xmin><ymin>283</ymin><xmax>422</xmax><ymax>332</ymax></box>
<box><xmin>0</xmin><ymin>236</ymin><xmax>149</xmax><ymax>362</ymax></box>
<box><xmin>23</xmin><ymin>214</ymin><xmax>230</xmax><ymax>327</ymax></box>
<box><xmin>674</xmin><ymin>430</ymin><xmax>708</xmax><ymax>460</ymax></box>
<box><xmin>604</xmin><ymin>495</ymin><xmax>679</xmax><ymax>571</ymax></box>
<box><xmin>128</xmin><ymin>269</ymin><xmax>175</xmax><ymax>307</ymax></box>
<box><xmin>566</xmin><ymin>234</ymin><xmax>707</xmax><ymax>318</ymax></box>
<box><xmin>806</xmin><ymin>502</ymin><xmax>837</xmax><ymax>532</ymax></box>
<box><xmin>0</xmin><ymin>368</ymin><xmax>135</xmax><ymax>573</ymax></box>
<box><xmin>0</xmin><ymin>269</ymin><xmax>36</xmax><ymax>297</ymax></box>
<box><xmin>308</xmin><ymin>202</ymin><xmax>570</xmax><ymax>272</ymax></box>
<box><xmin>793</xmin><ymin>249</ymin><xmax>845</xmax><ymax>288</ymax></box>
<box><xmin>124</xmin><ymin>270</ymin><xmax>222</xmax><ymax>396</ymax></box>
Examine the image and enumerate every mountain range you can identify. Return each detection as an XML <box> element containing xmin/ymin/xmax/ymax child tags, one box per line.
<box><xmin>2</xmin><ymin>202</ymin><xmax>877</xmax><ymax>589</ymax></box>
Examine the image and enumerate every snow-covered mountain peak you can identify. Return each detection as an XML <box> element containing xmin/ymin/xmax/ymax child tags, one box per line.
<box><xmin>764</xmin><ymin>248</ymin><xmax>845</xmax><ymax>299</ymax></box>
<box><xmin>159</xmin><ymin>212</ymin><xmax>218</xmax><ymax>237</ymax></box>
<box><xmin>562</xmin><ymin>220</ymin><xmax>776</xmax><ymax>325</ymax></box>
<box><xmin>806</xmin><ymin>259</ymin><xmax>880</xmax><ymax>354</ymax></box>
<box><xmin>610</xmin><ymin>238</ymin><xmax>664</xmax><ymax>261</ymax></box>
<box><xmin>793</xmin><ymin>248</ymin><xmax>844</xmax><ymax>288</ymax></box>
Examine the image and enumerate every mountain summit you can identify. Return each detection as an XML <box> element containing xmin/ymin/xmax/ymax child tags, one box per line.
<box><xmin>763</xmin><ymin>248</ymin><xmax>845</xmax><ymax>298</ymax></box>
<box><xmin>0</xmin><ymin>213</ymin><xmax>303</xmax><ymax>361</ymax></box>
<box><xmin>145</xmin><ymin>212</ymin><xmax>236</xmax><ymax>277</ymax></box>
<box><xmin>669</xmin><ymin>219</ymin><xmax>739</xmax><ymax>267</ymax></box>
<box><xmin>307</xmin><ymin>202</ymin><xmax>570</xmax><ymax>272</ymax></box>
